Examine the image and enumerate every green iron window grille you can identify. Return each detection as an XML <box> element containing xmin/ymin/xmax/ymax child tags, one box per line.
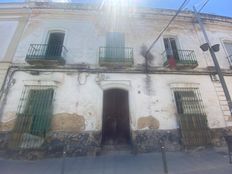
<box><xmin>9</xmin><ymin>85</ymin><xmax>55</xmax><ymax>149</ymax></box>
<box><xmin>173</xmin><ymin>88</ymin><xmax>211</xmax><ymax>147</ymax></box>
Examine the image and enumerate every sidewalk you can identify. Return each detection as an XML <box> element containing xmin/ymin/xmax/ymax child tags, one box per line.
<box><xmin>0</xmin><ymin>148</ymin><xmax>231</xmax><ymax>174</ymax></box>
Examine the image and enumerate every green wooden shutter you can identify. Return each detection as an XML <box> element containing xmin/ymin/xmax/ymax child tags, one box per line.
<box><xmin>106</xmin><ymin>32</ymin><xmax>125</xmax><ymax>59</ymax></box>
<box><xmin>28</xmin><ymin>89</ymin><xmax>54</xmax><ymax>137</ymax></box>
<box><xmin>10</xmin><ymin>88</ymin><xmax>54</xmax><ymax>149</ymax></box>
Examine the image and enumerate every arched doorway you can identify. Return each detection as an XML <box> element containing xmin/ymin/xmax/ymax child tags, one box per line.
<box><xmin>102</xmin><ymin>89</ymin><xmax>130</xmax><ymax>146</ymax></box>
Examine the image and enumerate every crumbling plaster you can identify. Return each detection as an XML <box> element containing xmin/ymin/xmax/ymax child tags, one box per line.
<box><xmin>1</xmin><ymin>71</ymin><xmax>228</xmax><ymax>133</ymax></box>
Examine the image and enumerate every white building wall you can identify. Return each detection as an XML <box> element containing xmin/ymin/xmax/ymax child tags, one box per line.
<box><xmin>0</xmin><ymin>21</ymin><xmax>18</xmax><ymax>61</ymax></box>
<box><xmin>12</xmin><ymin>11</ymin><xmax>232</xmax><ymax>69</ymax></box>
<box><xmin>0</xmin><ymin>6</ymin><xmax>231</xmax><ymax>141</ymax></box>
<box><xmin>2</xmin><ymin>71</ymin><xmax>227</xmax><ymax>131</ymax></box>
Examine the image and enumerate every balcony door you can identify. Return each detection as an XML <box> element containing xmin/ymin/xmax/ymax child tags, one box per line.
<box><xmin>164</xmin><ymin>37</ymin><xmax>179</xmax><ymax>60</ymax></box>
<box><xmin>46</xmin><ymin>32</ymin><xmax>65</xmax><ymax>59</ymax></box>
<box><xmin>105</xmin><ymin>32</ymin><xmax>125</xmax><ymax>59</ymax></box>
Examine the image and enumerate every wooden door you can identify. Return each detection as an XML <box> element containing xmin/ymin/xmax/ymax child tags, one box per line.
<box><xmin>102</xmin><ymin>89</ymin><xmax>130</xmax><ymax>145</ymax></box>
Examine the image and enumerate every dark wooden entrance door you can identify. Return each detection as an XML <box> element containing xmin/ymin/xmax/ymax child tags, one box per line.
<box><xmin>102</xmin><ymin>89</ymin><xmax>130</xmax><ymax>145</ymax></box>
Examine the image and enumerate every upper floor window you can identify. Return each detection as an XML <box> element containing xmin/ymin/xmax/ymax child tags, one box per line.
<box><xmin>224</xmin><ymin>41</ymin><xmax>232</xmax><ymax>67</ymax></box>
<box><xmin>105</xmin><ymin>32</ymin><xmax>125</xmax><ymax>59</ymax></box>
<box><xmin>163</xmin><ymin>37</ymin><xmax>179</xmax><ymax>59</ymax></box>
<box><xmin>26</xmin><ymin>31</ymin><xmax>67</xmax><ymax>66</ymax></box>
<box><xmin>162</xmin><ymin>36</ymin><xmax>198</xmax><ymax>69</ymax></box>
<box><xmin>224</xmin><ymin>41</ymin><xmax>232</xmax><ymax>57</ymax></box>
<box><xmin>99</xmin><ymin>32</ymin><xmax>133</xmax><ymax>66</ymax></box>
<box><xmin>46</xmin><ymin>32</ymin><xmax>65</xmax><ymax>58</ymax></box>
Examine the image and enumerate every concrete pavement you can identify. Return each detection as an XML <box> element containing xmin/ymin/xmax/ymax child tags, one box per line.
<box><xmin>0</xmin><ymin>148</ymin><xmax>231</xmax><ymax>174</ymax></box>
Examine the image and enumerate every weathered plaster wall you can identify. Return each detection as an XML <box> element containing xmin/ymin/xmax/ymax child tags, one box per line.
<box><xmin>12</xmin><ymin>10</ymin><xmax>232</xmax><ymax>69</ymax></box>
<box><xmin>0</xmin><ymin>20</ymin><xmax>18</xmax><ymax>89</ymax></box>
<box><xmin>202</xmin><ymin>23</ymin><xmax>232</xmax><ymax>69</ymax></box>
<box><xmin>0</xmin><ymin>6</ymin><xmax>232</xmax><ymax>156</ymax></box>
<box><xmin>1</xmin><ymin>72</ymin><xmax>228</xmax><ymax>132</ymax></box>
<box><xmin>0</xmin><ymin>21</ymin><xmax>18</xmax><ymax>61</ymax></box>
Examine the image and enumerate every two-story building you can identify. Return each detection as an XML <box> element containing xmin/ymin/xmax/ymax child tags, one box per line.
<box><xmin>0</xmin><ymin>1</ymin><xmax>232</xmax><ymax>158</ymax></box>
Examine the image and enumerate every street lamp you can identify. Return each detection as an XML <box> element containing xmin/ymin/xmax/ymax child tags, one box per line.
<box><xmin>200</xmin><ymin>43</ymin><xmax>220</xmax><ymax>52</ymax></box>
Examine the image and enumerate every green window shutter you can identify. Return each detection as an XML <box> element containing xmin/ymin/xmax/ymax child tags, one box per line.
<box><xmin>105</xmin><ymin>32</ymin><xmax>125</xmax><ymax>59</ymax></box>
<box><xmin>29</xmin><ymin>89</ymin><xmax>54</xmax><ymax>137</ymax></box>
<box><xmin>10</xmin><ymin>87</ymin><xmax>54</xmax><ymax>149</ymax></box>
<box><xmin>23</xmin><ymin>89</ymin><xmax>54</xmax><ymax>137</ymax></box>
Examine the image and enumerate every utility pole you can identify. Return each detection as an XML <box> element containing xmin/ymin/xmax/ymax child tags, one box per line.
<box><xmin>193</xmin><ymin>6</ymin><xmax>232</xmax><ymax>116</ymax></box>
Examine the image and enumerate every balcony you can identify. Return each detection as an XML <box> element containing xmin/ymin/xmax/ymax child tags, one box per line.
<box><xmin>99</xmin><ymin>47</ymin><xmax>133</xmax><ymax>66</ymax></box>
<box><xmin>162</xmin><ymin>49</ymin><xmax>198</xmax><ymax>69</ymax></box>
<box><xmin>26</xmin><ymin>44</ymin><xmax>67</xmax><ymax>66</ymax></box>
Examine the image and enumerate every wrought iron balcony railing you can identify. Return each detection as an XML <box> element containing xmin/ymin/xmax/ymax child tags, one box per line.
<box><xmin>99</xmin><ymin>47</ymin><xmax>133</xmax><ymax>66</ymax></box>
<box><xmin>26</xmin><ymin>44</ymin><xmax>68</xmax><ymax>65</ymax></box>
<box><xmin>162</xmin><ymin>49</ymin><xmax>198</xmax><ymax>68</ymax></box>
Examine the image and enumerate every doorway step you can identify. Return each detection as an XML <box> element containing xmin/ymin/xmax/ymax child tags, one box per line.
<box><xmin>99</xmin><ymin>144</ymin><xmax>131</xmax><ymax>156</ymax></box>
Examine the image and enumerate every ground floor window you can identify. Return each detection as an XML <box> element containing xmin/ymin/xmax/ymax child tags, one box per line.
<box><xmin>173</xmin><ymin>88</ymin><xmax>211</xmax><ymax>147</ymax></box>
<box><xmin>9</xmin><ymin>86</ymin><xmax>54</xmax><ymax>149</ymax></box>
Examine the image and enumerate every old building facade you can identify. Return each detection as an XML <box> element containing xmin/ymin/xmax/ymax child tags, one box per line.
<box><xmin>0</xmin><ymin>1</ymin><xmax>232</xmax><ymax>158</ymax></box>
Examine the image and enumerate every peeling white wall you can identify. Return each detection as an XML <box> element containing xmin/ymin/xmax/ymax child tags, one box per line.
<box><xmin>1</xmin><ymin>9</ymin><xmax>232</xmax><ymax>132</ymax></box>
<box><xmin>2</xmin><ymin>72</ymin><xmax>227</xmax><ymax>131</ymax></box>
<box><xmin>0</xmin><ymin>21</ymin><xmax>18</xmax><ymax>61</ymax></box>
<box><xmin>12</xmin><ymin>11</ymin><xmax>232</xmax><ymax>68</ymax></box>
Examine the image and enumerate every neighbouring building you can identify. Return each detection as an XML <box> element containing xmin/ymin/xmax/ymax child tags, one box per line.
<box><xmin>0</xmin><ymin>1</ymin><xmax>232</xmax><ymax>158</ymax></box>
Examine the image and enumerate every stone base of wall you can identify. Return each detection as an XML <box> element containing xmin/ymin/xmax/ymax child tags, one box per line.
<box><xmin>0</xmin><ymin>127</ymin><xmax>231</xmax><ymax>160</ymax></box>
<box><xmin>45</xmin><ymin>131</ymin><xmax>101</xmax><ymax>157</ymax></box>
<box><xmin>210</xmin><ymin>127</ymin><xmax>232</xmax><ymax>147</ymax></box>
<box><xmin>132</xmin><ymin>129</ymin><xmax>181</xmax><ymax>153</ymax></box>
<box><xmin>0</xmin><ymin>131</ymin><xmax>101</xmax><ymax>160</ymax></box>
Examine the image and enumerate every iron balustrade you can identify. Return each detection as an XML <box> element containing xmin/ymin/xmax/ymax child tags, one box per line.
<box><xmin>26</xmin><ymin>44</ymin><xmax>67</xmax><ymax>64</ymax></box>
<box><xmin>99</xmin><ymin>47</ymin><xmax>133</xmax><ymax>66</ymax></box>
<box><xmin>162</xmin><ymin>49</ymin><xmax>198</xmax><ymax>67</ymax></box>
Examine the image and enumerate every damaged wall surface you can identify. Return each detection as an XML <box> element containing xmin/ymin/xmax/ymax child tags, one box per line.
<box><xmin>0</xmin><ymin>1</ymin><xmax>232</xmax><ymax>158</ymax></box>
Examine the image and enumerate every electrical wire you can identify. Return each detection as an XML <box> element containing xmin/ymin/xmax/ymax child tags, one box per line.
<box><xmin>144</xmin><ymin>0</ymin><xmax>190</xmax><ymax>58</ymax></box>
<box><xmin>197</xmin><ymin>0</ymin><xmax>210</xmax><ymax>13</ymax></box>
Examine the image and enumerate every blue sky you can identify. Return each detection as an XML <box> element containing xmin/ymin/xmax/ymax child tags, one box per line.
<box><xmin>1</xmin><ymin>0</ymin><xmax>232</xmax><ymax>17</ymax></box>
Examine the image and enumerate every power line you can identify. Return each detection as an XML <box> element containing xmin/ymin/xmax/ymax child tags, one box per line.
<box><xmin>144</xmin><ymin>0</ymin><xmax>190</xmax><ymax>59</ymax></box>
<box><xmin>198</xmin><ymin>0</ymin><xmax>210</xmax><ymax>13</ymax></box>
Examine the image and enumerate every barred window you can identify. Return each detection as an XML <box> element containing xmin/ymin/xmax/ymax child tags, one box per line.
<box><xmin>172</xmin><ymin>88</ymin><xmax>211</xmax><ymax>146</ymax></box>
<box><xmin>173</xmin><ymin>88</ymin><xmax>205</xmax><ymax>115</ymax></box>
<box><xmin>10</xmin><ymin>85</ymin><xmax>55</xmax><ymax>149</ymax></box>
